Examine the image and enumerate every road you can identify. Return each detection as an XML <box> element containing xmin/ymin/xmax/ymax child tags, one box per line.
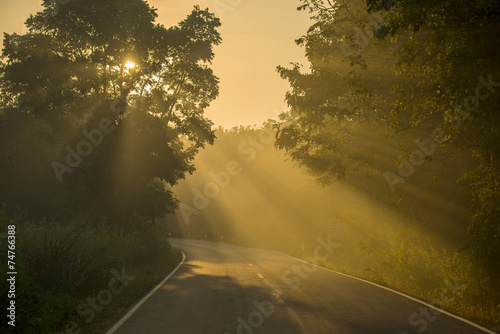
<box><xmin>106</xmin><ymin>238</ymin><xmax>494</xmax><ymax>334</ymax></box>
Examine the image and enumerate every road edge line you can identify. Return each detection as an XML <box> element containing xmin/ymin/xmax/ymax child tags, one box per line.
<box><xmin>104</xmin><ymin>250</ymin><xmax>186</xmax><ymax>334</ymax></box>
<box><xmin>275</xmin><ymin>250</ymin><xmax>497</xmax><ymax>334</ymax></box>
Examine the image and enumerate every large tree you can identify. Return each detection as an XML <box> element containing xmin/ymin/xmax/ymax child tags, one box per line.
<box><xmin>276</xmin><ymin>0</ymin><xmax>500</xmax><ymax>283</ymax></box>
<box><xmin>275</xmin><ymin>0</ymin><xmax>398</xmax><ymax>184</ymax></box>
<box><xmin>366</xmin><ymin>0</ymin><xmax>500</xmax><ymax>282</ymax></box>
<box><xmin>0</xmin><ymin>0</ymin><xmax>221</xmax><ymax>227</ymax></box>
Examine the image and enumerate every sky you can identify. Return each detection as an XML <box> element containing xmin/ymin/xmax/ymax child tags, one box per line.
<box><xmin>0</xmin><ymin>0</ymin><xmax>313</xmax><ymax>128</ymax></box>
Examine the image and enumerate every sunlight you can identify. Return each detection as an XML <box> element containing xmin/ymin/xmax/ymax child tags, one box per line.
<box><xmin>125</xmin><ymin>61</ymin><xmax>136</xmax><ymax>69</ymax></box>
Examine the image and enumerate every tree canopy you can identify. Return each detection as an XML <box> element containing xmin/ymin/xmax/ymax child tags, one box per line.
<box><xmin>0</xmin><ymin>0</ymin><xmax>222</xmax><ymax>227</ymax></box>
<box><xmin>275</xmin><ymin>0</ymin><xmax>399</xmax><ymax>184</ymax></box>
<box><xmin>275</xmin><ymin>0</ymin><xmax>500</xmax><ymax>280</ymax></box>
<box><xmin>365</xmin><ymin>0</ymin><xmax>500</xmax><ymax>275</ymax></box>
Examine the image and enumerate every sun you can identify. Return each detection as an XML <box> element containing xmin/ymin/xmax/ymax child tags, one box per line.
<box><xmin>125</xmin><ymin>61</ymin><xmax>136</xmax><ymax>69</ymax></box>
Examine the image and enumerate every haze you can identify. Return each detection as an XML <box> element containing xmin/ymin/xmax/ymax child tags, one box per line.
<box><xmin>0</xmin><ymin>0</ymin><xmax>311</xmax><ymax>128</ymax></box>
<box><xmin>1</xmin><ymin>1</ymin><xmax>498</xmax><ymax>333</ymax></box>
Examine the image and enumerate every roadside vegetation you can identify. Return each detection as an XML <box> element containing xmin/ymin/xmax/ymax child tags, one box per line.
<box><xmin>167</xmin><ymin>124</ymin><xmax>500</xmax><ymax>330</ymax></box>
<box><xmin>1</xmin><ymin>0</ymin><xmax>499</xmax><ymax>332</ymax></box>
<box><xmin>272</xmin><ymin>0</ymin><xmax>500</xmax><ymax>330</ymax></box>
<box><xmin>0</xmin><ymin>208</ymin><xmax>182</xmax><ymax>333</ymax></box>
<box><xmin>0</xmin><ymin>1</ymin><xmax>217</xmax><ymax>333</ymax></box>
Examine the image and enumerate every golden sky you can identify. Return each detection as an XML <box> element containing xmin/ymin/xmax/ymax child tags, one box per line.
<box><xmin>1</xmin><ymin>0</ymin><xmax>312</xmax><ymax>128</ymax></box>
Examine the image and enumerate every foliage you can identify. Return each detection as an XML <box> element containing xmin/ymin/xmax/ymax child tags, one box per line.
<box><xmin>364</xmin><ymin>227</ymin><xmax>499</xmax><ymax>329</ymax></box>
<box><xmin>462</xmin><ymin>157</ymin><xmax>500</xmax><ymax>280</ymax></box>
<box><xmin>0</xmin><ymin>208</ymin><xmax>180</xmax><ymax>333</ymax></box>
<box><xmin>366</xmin><ymin>0</ymin><xmax>500</xmax><ymax>293</ymax></box>
<box><xmin>0</xmin><ymin>1</ymin><xmax>221</xmax><ymax>226</ymax></box>
<box><xmin>275</xmin><ymin>0</ymin><xmax>398</xmax><ymax>184</ymax></box>
<box><xmin>277</xmin><ymin>0</ymin><xmax>500</xmax><ymax>289</ymax></box>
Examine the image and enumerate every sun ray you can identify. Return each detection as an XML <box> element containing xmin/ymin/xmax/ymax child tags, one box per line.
<box><xmin>125</xmin><ymin>61</ymin><xmax>136</xmax><ymax>69</ymax></box>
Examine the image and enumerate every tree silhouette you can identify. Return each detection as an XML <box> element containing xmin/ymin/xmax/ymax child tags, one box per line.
<box><xmin>277</xmin><ymin>0</ymin><xmax>500</xmax><ymax>285</ymax></box>
<box><xmin>275</xmin><ymin>0</ymin><xmax>397</xmax><ymax>184</ymax></box>
<box><xmin>0</xmin><ymin>0</ymin><xmax>222</xmax><ymax>227</ymax></box>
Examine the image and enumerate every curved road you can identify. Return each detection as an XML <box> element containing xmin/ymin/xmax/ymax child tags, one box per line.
<box><xmin>106</xmin><ymin>238</ymin><xmax>494</xmax><ymax>334</ymax></box>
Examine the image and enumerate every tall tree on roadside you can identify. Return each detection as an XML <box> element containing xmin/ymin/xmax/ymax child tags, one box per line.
<box><xmin>366</xmin><ymin>0</ymin><xmax>500</xmax><ymax>285</ymax></box>
<box><xmin>276</xmin><ymin>0</ymin><xmax>500</xmax><ymax>285</ymax></box>
<box><xmin>0</xmin><ymin>0</ymin><xmax>221</xmax><ymax>226</ymax></box>
<box><xmin>275</xmin><ymin>0</ymin><xmax>398</xmax><ymax>184</ymax></box>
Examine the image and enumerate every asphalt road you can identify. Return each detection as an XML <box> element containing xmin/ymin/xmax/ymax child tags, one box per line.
<box><xmin>106</xmin><ymin>238</ymin><xmax>494</xmax><ymax>334</ymax></box>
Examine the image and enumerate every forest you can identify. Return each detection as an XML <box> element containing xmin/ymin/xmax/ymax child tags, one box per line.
<box><xmin>0</xmin><ymin>0</ymin><xmax>499</xmax><ymax>332</ymax></box>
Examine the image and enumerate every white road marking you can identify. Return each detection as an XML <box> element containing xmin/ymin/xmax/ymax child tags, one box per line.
<box><xmin>105</xmin><ymin>251</ymin><xmax>186</xmax><ymax>334</ymax></box>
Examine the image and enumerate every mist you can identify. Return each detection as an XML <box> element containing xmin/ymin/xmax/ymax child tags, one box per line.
<box><xmin>167</xmin><ymin>123</ymin><xmax>473</xmax><ymax>268</ymax></box>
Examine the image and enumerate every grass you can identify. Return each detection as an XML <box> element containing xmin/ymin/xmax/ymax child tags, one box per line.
<box><xmin>91</xmin><ymin>248</ymin><xmax>183</xmax><ymax>333</ymax></box>
<box><xmin>307</xmin><ymin>233</ymin><xmax>500</xmax><ymax>332</ymax></box>
<box><xmin>0</xmin><ymin>214</ymin><xmax>183</xmax><ymax>334</ymax></box>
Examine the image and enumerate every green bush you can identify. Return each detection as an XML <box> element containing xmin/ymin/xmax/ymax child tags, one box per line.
<box><xmin>0</xmin><ymin>209</ymin><xmax>180</xmax><ymax>333</ymax></box>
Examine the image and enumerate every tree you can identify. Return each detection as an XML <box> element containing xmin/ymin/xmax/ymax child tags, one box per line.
<box><xmin>276</xmin><ymin>0</ymin><xmax>500</xmax><ymax>284</ymax></box>
<box><xmin>0</xmin><ymin>0</ymin><xmax>221</xmax><ymax>227</ymax></box>
<box><xmin>275</xmin><ymin>0</ymin><xmax>398</xmax><ymax>184</ymax></box>
<box><xmin>367</xmin><ymin>0</ymin><xmax>500</xmax><ymax>287</ymax></box>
